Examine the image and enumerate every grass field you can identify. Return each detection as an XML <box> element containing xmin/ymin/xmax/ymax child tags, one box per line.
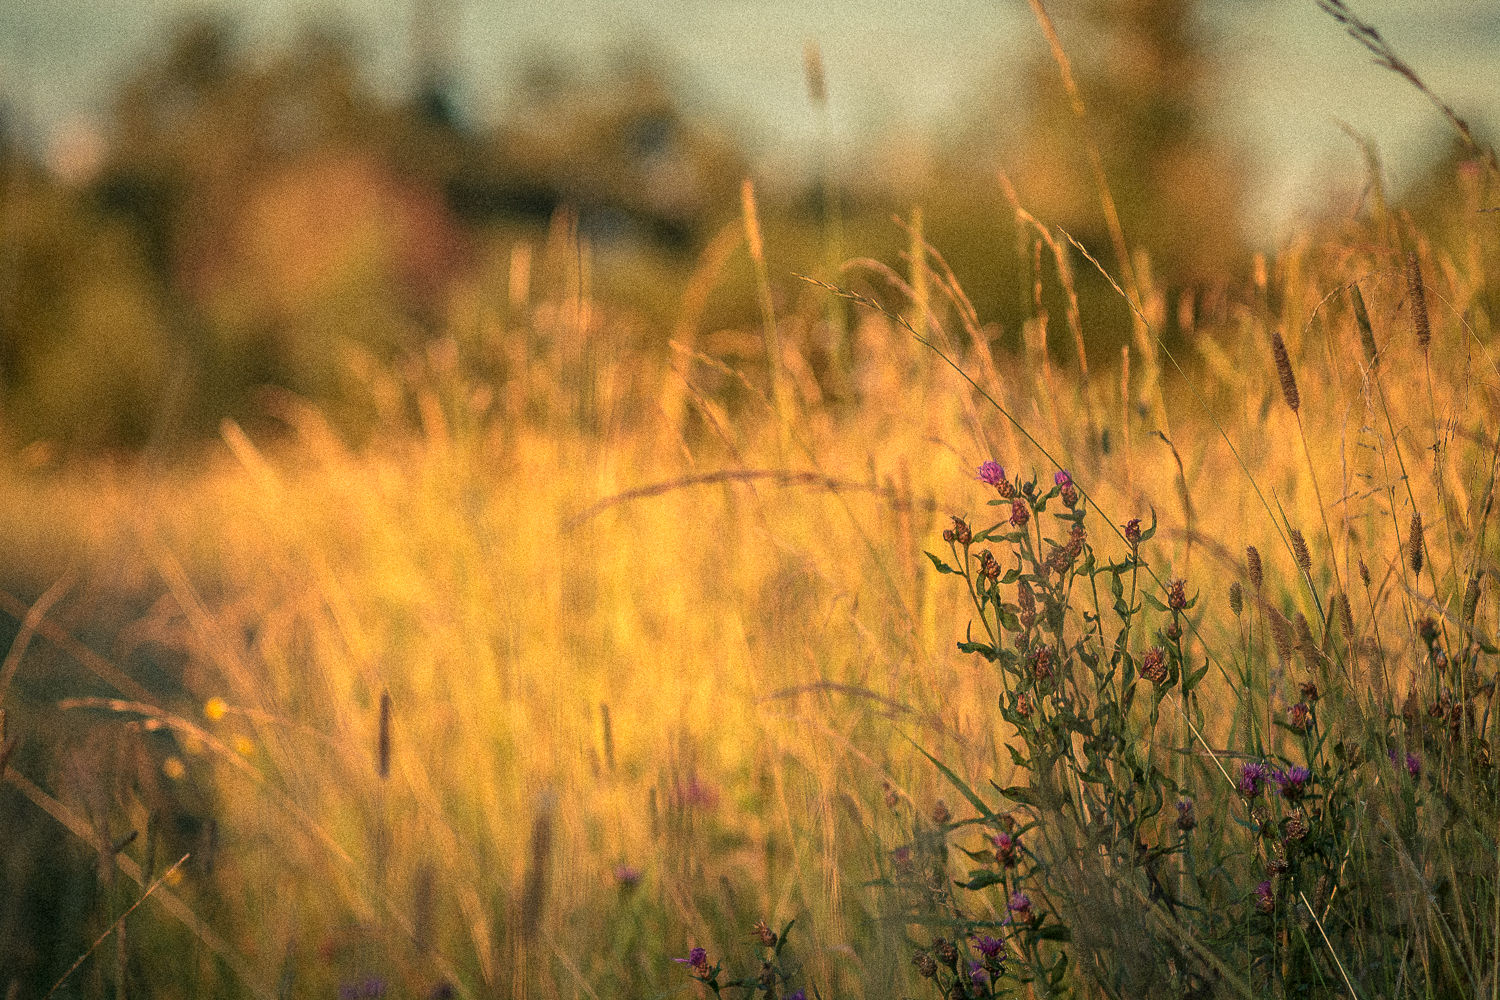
<box><xmin>3</xmin><ymin>6</ymin><xmax>1500</xmax><ymax>999</ymax></box>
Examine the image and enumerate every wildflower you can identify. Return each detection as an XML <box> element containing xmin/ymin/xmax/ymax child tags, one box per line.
<box><xmin>1029</xmin><ymin>645</ymin><xmax>1054</xmax><ymax>682</ymax></box>
<box><xmin>1007</xmin><ymin>891</ymin><xmax>1033</xmax><ymax>923</ymax></box>
<box><xmin>949</xmin><ymin>516</ymin><xmax>972</xmax><ymax>547</ymax></box>
<box><xmin>1287</xmin><ymin>702</ymin><xmax>1313</xmax><ymax>731</ymax></box>
<box><xmin>988</xmin><ymin>830</ymin><xmax>1020</xmax><ymax>867</ymax></box>
<box><xmin>1015</xmin><ymin>692</ymin><xmax>1033</xmax><ymax>718</ymax></box>
<box><xmin>613</xmin><ymin>864</ymin><xmax>643</xmax><ymax>888</ymax></box>
<box><xmin>1124</xmin><ymin>518</ymin><xmax>1143</xmax><ymax>547</ymax></box>
<box><xmin>933</xmin><ymin>936</ymin><xmax>959</xmax><ymax>970</ymax></box>
<box><xmin>1010</xmin><ymin>498</ymin><xmax>1030</xmax><ymax>529</ymax></box>
<box><xmin>1283</xmin><ymin>812</ymin><xmax>1309</xmax><ymax>841</ymax></box>
<box><xmin>1055</xmin><ymin>469</ymin><xmax>1078</xmax><ymax>508</ymax></box>
<box><xmin>979</xmin><ymin>550</ymin><xmax>1001</xmax><ymax>581</ymax></box>
<box><xmin>1388</xmin><ymin>748</ymin><xmax>1421</xmax><ymax>779</ymax></box>
<box><xmin>752</xmin><ymin>919</ymin><xmax>777</xmax><ymax>948</ymax></box>
<box><xmin>787</xmin><ymin>991</ymin><xmax>807</xmax><ymax>1000</ymax></box>
<box><xmin>674</xmin><ymin>947</ymin><xmax>711</xmax><ymax>977</ymax></box>
<box><xmin>204</xmin><ymin>696</ymin><xmax>228</xmax><ymax>721</ymax></box>
<box><xmin>1237</xmin><ymin>762</ymin><xmax>1270</xmax><ymax>798</ymax></box>
<box><xmin>932</xmin><ymin>800</ymin><xmax>951</xmax><ymax>825</ymax></box>
<box><xmin>913</xmin><ymin>952</ymin><xmax>938</xmax><ymax>978</ymax></box>
<box><xmin>977</xmin><ymin>461</ymin><xmax>1006</xmax><ymax>487</ymax></box>
<box><xmin>968</xmin><ymin>960</ymin><xmax>990</xmax><ymax>987</ymax></box>
<box><xmin>1273</xmin><ymin>766</ymin><xmax>1312</xmax><ymax>803</ymax></box>
<box><xmin>1254</xmin><ymin>879</ymin><xmax>1275</xmax><ymax>914</ymax></box>
<box><xmin>1176</xmin><ymin>799</ymin><xmax>1196</xmax><ymax>832</ymax></box>
<box><xmin>1018</xmin><ymin>581</ymin><xmax>1037</xmax><ymax>629</ymax></box>
<box><xmin>1140</xmin><ymin>647</ymin><xmax>1168</xmax><ymax>686</ymax></box>
<box><xmin>891</xmin><ymin>845</ymin><xmax>914</xmax><ymax>875</ymax></box>
<box><xmin>883</xmin><ymin>780</ymin><xmax>901</xmax><ymax>809</ymax></box>
<box><xmin>1298</xmin><ymin>680</ymin><xmax>1319</xmax><ymax>703</ymax></box>
<box><xmin>758</xmin><ymin>962</ymin><xmax>777</xmax><ymax>992</ymax></box>
<box><xmin>971</xmin><ymin>934</ymin><xmax>1005</xmax><ymax>960</ymax></box>
<box><xmin>1168</xmin><ymin>579</ymin><xmax>1188</xmax><ymax>612</ymax></box>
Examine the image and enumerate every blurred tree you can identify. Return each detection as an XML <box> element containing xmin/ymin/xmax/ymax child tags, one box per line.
<box><xmin>1000</xmin><ymin>0</ymin><xmax>1249</xmax><ymax>286</ymax></box>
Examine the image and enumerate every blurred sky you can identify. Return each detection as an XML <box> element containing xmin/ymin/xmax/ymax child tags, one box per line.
<box><xmin>1</xmin><ymin>0</ymin><xmax>1497</xmax><ymax>241</ymax></box>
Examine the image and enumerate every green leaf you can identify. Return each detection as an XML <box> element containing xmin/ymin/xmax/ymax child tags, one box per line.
<box><xmin>1005</xmin><ymin>743</ymin><xmax>1031</xmax><ymax>769</ymax></box>
<box><xmin>1143</xmin><ymin>592</ymin><xmax>1167</xmax><ymax>611</ymax></box>
<box><xmin>957</xmin><ymin>870</ymin><xmax>1006</xmax><ymax>891</ymax></box>
<box><xmin>1036</xmin><ymin>924</ymin><xmax>1073</xmax><ymax>943</ymax></box>
<box><xmin>906</xmin><ymin>738</ymin><xmax>996</xmax><ymax>818</ymax></box>
<box><xmin>1110</xmin><ymin>572</ymin><xmax>1124</xmax><ymax>601</ymax></box>
<box><xmin>995</xmin><ymin>784</ymin><xmax>1042</xmax><ymax>808</ymax></box>
<box><xmin>924</xmin><ymin>552</ymin><xmax>958</xmax><ymax>574</ymax></box>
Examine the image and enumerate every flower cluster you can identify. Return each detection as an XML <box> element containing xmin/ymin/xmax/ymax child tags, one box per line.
<box><xmin>1273</xmin><ymin>766</ymin><xmax>1312</xmax><ymax>803</ymax></box>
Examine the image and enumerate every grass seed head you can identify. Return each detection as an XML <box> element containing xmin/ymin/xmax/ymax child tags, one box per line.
<box><xmin>1268</xmin><ymin>609</ymin><xmax>1295</xmax><ymax>666</ymax></box>
<box><xmin>1229</xmin><ymin>581</ymin><xmax>1243</xmax><ymax>617</ymax></box>
<box><xmin>1290</xmin><ymin>529</ymin><xmax>1311</xmax><ymax>573</ymax></box>
<box><xmin>1271</xmin><ymin>331</ymin><xmax>1300</xmax><ymax>414</ymax></box>
<box><xmin>1407</xmin><ymin>250</ymin><xmax>1431</xmax><ymax>351</ymax></box>
<box><xmin>1408</xmin><ymin>512</ymin><xmax>1424</xmax><ymax>575</ymax></box>
<box><xmin>1246</xmin><ymin>546</ymin><xmax>1263</xmax><ymax>590</ymax></box>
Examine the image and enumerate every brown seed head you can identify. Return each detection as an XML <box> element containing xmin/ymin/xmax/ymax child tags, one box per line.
<box><xmin>1407</xmin><ymin>250</ymin><xmax>1431</xmax><ymax>351</ymax></box>
<box><xmin>1271</xmin><ymin>331</ymin><xmax>1300</xmax><ymax>414</ymax></box>
<box><xmin>913</xmin><ymin>952</ymin><xmax>938</xmax><ymax>979</ymax></box>
<box><xmin>1334</xmin><ymin>593</ymin><xmax>1354</xmax><ymax>645</ymax></box>
<box><xmin>1268</xmin><ymin>609</ymin><xmax>1295</xmax><ymax>666</ymax></box>
<box><xmin>1463</xmin><ymin>575</ymin><xmax>1482</xmax><ymax>629</ymax></box>
<box><xmin>378</xmin><ymin>690</ymin><xmax>392</xmax><ymax>780</ymax></box>
<box><xmin>933</xmin><ymin>936</ymin><xmax>959</xmax><ymax>970</ymax></box>
<box><xmin>1229</xmin><ymin>582</ymin><xmax>1243</xmax><ymax>617</ymax></box>
<box><xmin>1284</xmin><ymin>812</ymin><xmax>1309</xmax><ymax>842</ymax></box>
<box><xmin>950</xmin><ymin>516</ymin><xmax>971</xmax><ymax>547</ymax></box>
<box><xmin>1141</xmin><ymin>647</ymin><xmax>1169</xmax><ymax>686</ymax></box>
<box><xmin>1290</xmin><ymin>529</ymin><xmax>1311</xmax><ymax>573</ymax></box>
<box><xmin>1246</xmin><ymin>546</ymin><xmax>1264</xmax><ymax>591</ymax></box>
<box><xmin>931</xmin><ymin>800</ymin><xmax>951</xmax><ymax>825</ymax></box>
<box><xmin>1359</xmin><ymin>558</ymin><xmax>1371</xmax><ymax>587</ymax></box>
<box><xmin>752</xmin><ymin>919</ymin><xmax>778</xmax><ymax>948</ymax></box>
<box><xmin>1408</xmin><ymin>513</ymin><xmax>1424</xmax><ymax>576</ymax></box>
<box><xmin>1294</xmin><ymin>612</ymin><xmax>1318</xmax><ymax>664</ymax></box>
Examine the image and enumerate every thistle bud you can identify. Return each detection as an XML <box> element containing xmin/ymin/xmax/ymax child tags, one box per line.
<box><xmin>950</xmin><ymin>516</ymin><xmax>972</xmax><ymax>547</ymax></box>
<box><xmin>1141</xmin><ymin>647</ymin><xmax>1169</xmax><ymax>686</ymax></box>
<box><xmin>913</xmin><ymin>953</ymin><xmax>938</xmax><ymax>979</ymax></box>
<box><xmin>752</xmin><ymin>919</ymin><xmax>778</xmax><ymax>948</ymax></box>
<box><xmin>933</xmin><ymin>937</ymin><xmax>959</xmax><ymax>970</ymax></box>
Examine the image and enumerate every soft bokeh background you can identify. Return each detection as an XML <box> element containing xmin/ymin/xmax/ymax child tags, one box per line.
<box><xmin>1</xmin><ymin>2</ymin><xmax>1498</xmax><ymax>997</ymax></box>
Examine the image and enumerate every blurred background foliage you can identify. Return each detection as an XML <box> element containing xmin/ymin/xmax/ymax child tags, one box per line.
<box><xmin>0</xmin><ymin>0</ymin><xmax>1395</xmax><ymax>454</ymax></box>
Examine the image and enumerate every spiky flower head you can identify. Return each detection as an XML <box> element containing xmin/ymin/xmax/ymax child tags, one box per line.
<box><xmin>752</xmin><ymin>919</ymin><xmax>778</xmax><ymax>948</ymax></box>
<box><xmin>932</xmin><ymin>800</ymin><xmax>951</xmax><ymax>825</ymax></box>
<box><xmin>1018</xmin><ymin>581</ymin><xmax>1037</xmax><ymax>629</ymax></box>
<box><xmin>1176</xmin><ymin>798</ymin><xmax>1197</xmax><ymax>832</ymax></box>
<box><xmin>1290</xmin><ymin>529</ymin><xmax>1312</xmax><ymax>573</ymax></box>
<box><xmin>1140</xmin><ymin>647</ymin><xmax>1168</xmax><ymax>686</ymax></box>
<box><xmin>1246</xmin><ymin>546</ymin><xmax>1264</xmax><ymax>590</ymax></box>
<box><xmin>968</xmin><ymin>961</ymin><xmax>991</xmax><ymax>987</ymax></box>
<box><xmin>1299</xmin><ymin>680</ymin><xmax>1320</xmax><ymax>703</ymax></box>
<box><xmin>1288</xmin><ymin>702</ymin><xmax>1313</xmax><ymax>731</ymax></box>
<box><xmin>1283</xmin><ymin>812</ymin><xmax>1309</xmax><ymax>841</ymax></box>
<box><xmin>1007</xmin><ymin>891</ymin><xmax>1033</xmax><ymax>922</ymax></box>
<box><xmin>933</xmin><ymin>936</ymin><xmax>959</xmax><ymax>970</ymax></box>
<box><xmin>988</xmin><ymin>831</ymin><xmax>1020</xmax><ymax>868</ymax></box>
<box><xmin>1010</xmin><ymin>498</ymin><xmax>1030</xmax><ymax>528</ymax></box>
<box><xmin>1407</xmin><ymin>250</ymin><xmax>1431</xmax><ymax>351</ymax></box>
<box><xmin>947</xmin><ymin>516</ymin><xmax>972</xmax><ymax>547</ymax></box>
<box><xmin>1124</xmin><ymin>518</ymin><xmax>1142</xmax><ymax>547</ymax></box>
<box><xmin>1238</xmin><ymin>762</ymin><xmax>1271</xmax><ymax>798</ymax></box>
<box><xmin>1015</xmin><ymin>691</ymin><xmax>1033</xmax><ymax>718</ymax></box>
<box><xmin>1229</xmin><ymin>582</ymin><xmax>1243</xmax><ymax>617</ymax></box>
<box><xmin>913</xmin><ymin>952</ymin><xmax>938</xmax><ymax>979</ymax></box>
<box><xmin>1055</xmin><ymin>470</ymin><xmax>1078</xmax><ymax>507</ymax></box>
<box><xmin>675</xmin><ymin>947</ymin><xmax>711</xmax><ymax>977</ymax></box>
<box><xmin>977</xmin><ymin>461</ymin><xmax>1005</xmax><ymax>487</ymax></box>
<box><xmin>1029</xmin><ymin>645</ymin><xmax>1054</xmax><ymax>682</ymax></box>
<box><xmin>972</xmin><ymin>934</ymin><xmax>1005</xmax><ymax>960</ymax></box>
<box><xmin>1273</xmin><ymin>766</ymin><xmax>1312</xmax><ymax>803</ymax></box>
<box><xmin>1168</xmin><ymin>579</ymin><xmax>1188</xmax><ymax>612</ymax></box>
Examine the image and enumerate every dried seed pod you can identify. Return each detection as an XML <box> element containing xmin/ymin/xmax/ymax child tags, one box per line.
<box><xmin>1271</xmin><ymin>331</ymin><xmax>1300</xmax><ymax>414</ymax></box>
<box><xmin>1407</xmin><ymin>251</ymin><xmax>1431</xmax><ymax>351</ymax></box>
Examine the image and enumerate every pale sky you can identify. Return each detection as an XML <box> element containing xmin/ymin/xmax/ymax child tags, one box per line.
<box><xmin>1</xmin><ymin>0</ymin><xmax>1496</xmax><ymax>240</ymax></box>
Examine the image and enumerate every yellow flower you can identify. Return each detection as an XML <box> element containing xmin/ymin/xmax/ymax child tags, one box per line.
<box><xmin>163</xmin><ymin>756</ymin><xmax>186</xmax><ymax>780</ymax></box>
<box><xmin>234</xmin><ymin>736</ymin><xmax>255</xmax><ymax>757</ymax></box>
<box><xmin>204</xmin><ymin>697</ymin><xmax>228</xmax><ymax>722</ymax></box>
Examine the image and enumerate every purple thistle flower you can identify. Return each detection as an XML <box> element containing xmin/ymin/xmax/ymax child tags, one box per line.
<box><xmin>972</xmin><ymin>934</ymin><xmax>1004</xmax><ymax>959</ymax></box>
<box><xmin>1007</xmin><ymin>891</ymin><xmax>1033</xmax><ymax>922</ymax></box>
<box><xmin>613</xmin><ymin>864</ymin><xmax>643</xmax><ymax>887</ymax></box>
<box><xmin>968</xmin><ymin>960</ymin><xmax>990</xmax><ymax>986</ymax></box>
<box><xmin>977</xmin><ymin>461</ymin><xmax>1006</xmax><ymax>487</ymax></box>
<box><xmin>674</xmin><ymin>947</ymin><xmax>710</xmax><ymax>976</ymax></box>
<box><xmin>1237</xmin><ymin>761</ymin><xmax>1270</xmax><ymax>798</ymax></box>
<box><xmin>787</xmin><ymin>991</ymin><xmax>807</xmax><ymax>1000</ymax></box>
<box><xmin>1053</xmin><ymin>470</ymin><xmax>1072</xmax><ymax>487</ymax></box>
<box><xmin>1406</xmin><ymin>752</ymin><xmax>1421</xmax><ymax>778</ymax></box>
<box><xmin>1273</xmin><ymin>766</ymin><xmax>1312</xmax><ymax>803</ymax></box>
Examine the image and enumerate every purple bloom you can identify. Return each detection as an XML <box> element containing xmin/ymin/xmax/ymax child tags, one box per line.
<box><xmin>968</xmin><ymin>960</ymin><xmax>990</xmax><ymax>986</ymax></box>
<box><xmin>1273</xmin><ymin>766</ymin><xmax>1312</xmax><ymax>802</ymax></box>
<box><xmin>972</xmin><ymin>934</ymin><xmax>1004</xmax><ymax>958</ymax></box>
<box><xmin>1237</xmin><ymin>762</ymin><xmax>1271</xmax><ymax>798</ymax></box>
<box><xmin>1254</xmin><ymin>879</ymin><xmax>1275</xmax><ymax>913</ymax></box>
<box><xmin>787</xmin><ymin>992</ymin><xmax>807</xmax><ymax>1000</ymax></box>
<box><xmin>1054</xmin><ymin>470</ymin><xmax>1072</xmax><ymax>487</ymax></box>
<box><xmin>1007</xmin><ymin>891</ymin><xmax>1033</xmax><ymax>922</ymax></box>
<box><xmin>613</xmin><ymin>864</ymin><xmax>643</xmax><ymax>887</ymax></box>
<box><xmin>1389</xmin><ymin>748</ymin><xmax>1421</xmax><ymax>778</ymax></box>
<box><xmin>977</xmin><ymin>461</ymin><xmax>1006</xmax><ymax>486</ymax></box>
<box><xmin>674</xmin><ymin>947</ymin><xmax>710</xmax><ymax>976</ymax></box>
